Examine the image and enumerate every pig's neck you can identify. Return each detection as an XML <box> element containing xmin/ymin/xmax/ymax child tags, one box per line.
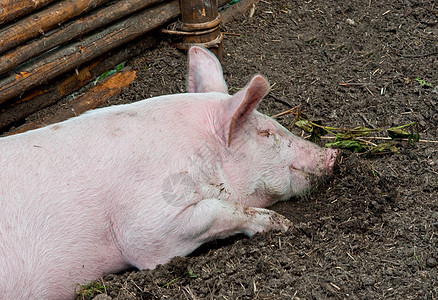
<box><xmin>207</xmin><ymin>155</ymin><xmax>274</xmax><ymax>209</ymax></box>
<box><xmin>191</xmin><ymin>153</ymin><xmax>231</xmax><ymax>203</ymax></box>
<box><xmin>197</xmin><ymin>109</ymin><xmax>275</xmax><ymax>208</ymax></box>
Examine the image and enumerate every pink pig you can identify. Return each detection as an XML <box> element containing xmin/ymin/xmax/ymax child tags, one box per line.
<box><xmin>0</xmin><ymin>46</ymin><xmax>337</xmax><ymax>299</ymax></box>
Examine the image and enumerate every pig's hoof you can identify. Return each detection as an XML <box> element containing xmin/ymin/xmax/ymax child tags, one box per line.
<box><xmin>269</xmin><ymin>211</ymin><xmax>292</xmax><ymax>233</ymax></box>
<box><xmin>251</xmin><ymin>208</ymin><xmax>292</xmax><ymax>235</ymax></box>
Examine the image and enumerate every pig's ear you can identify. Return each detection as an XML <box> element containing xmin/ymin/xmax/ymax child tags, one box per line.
<box><xmin>224</xmin><ymin>75</ymin><xmax>270</xmax><ymax>147</ymax></box>
<box><xmin>188</xmin><ymin>46</ymin><xmax>228</xmax><ymax>94</ymax></box>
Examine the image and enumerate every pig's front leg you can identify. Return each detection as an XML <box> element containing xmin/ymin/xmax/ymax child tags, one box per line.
<box><xmin>127</xmin><ymin>199</ymin><xmax>291</xmax><ymax>270</ymax></box>
<box><xmin>164</xmin><ymin>198</ymin><xmax>292</xmax><ymax>264</ymax></box>
<box><xmin>182</xmin><ymin>198</ymin><xmax>291</xmax><ymax>241</ymax></box>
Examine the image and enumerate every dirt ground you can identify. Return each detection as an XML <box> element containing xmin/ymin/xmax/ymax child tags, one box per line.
<box><xmin>5</xmin><ymin>0</ymin><xmax>438</xmax><ymax>299</ymax></box>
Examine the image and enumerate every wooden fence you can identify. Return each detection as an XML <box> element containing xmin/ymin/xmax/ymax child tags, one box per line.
<box><xmin>0</xmin><ymin>0</ymin><xmax>253</xmax><ymax>132</ymax></box>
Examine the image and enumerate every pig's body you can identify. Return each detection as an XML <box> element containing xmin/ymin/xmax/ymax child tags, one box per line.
<box><xmin>0</xmin><ymin>47</ymin><xmax>337</xmax><ymax>299</ymax></box>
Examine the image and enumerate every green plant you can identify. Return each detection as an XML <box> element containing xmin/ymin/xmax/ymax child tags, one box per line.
<box><xmin>93</xmin><ymin>62</ymin><xmax>125</xmax><ymax>85</ymax></box>
<box><xmin>414</xmin><ymin>249</ymin><xmax>420</xmax><ymax>264</ymax></box>
<box><xmin>187</xmin><ymin>270</ymin><xmax>198</xmax><ymax>278</ymax></box>
<box><xmin>415</xmin><ymin>77</ymin><xmax>433</xmax><ymax>88</ymax></box>
<box><xmin>76</xmin><ymin>281</ymin><xmax>106</xmax><ymax>300</ymax></box>
<box><xmin>161</xmin><ymin>277</ymin><xmax>179</xmax><ymax>288</ymax></box>
<box><xmin>274</xmin><ymin>110</ymin><xmax>421</xmax><ymax>156</ymax></box>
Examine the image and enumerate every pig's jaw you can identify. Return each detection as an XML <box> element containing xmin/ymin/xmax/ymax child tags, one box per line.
<box><xmin>215</xmin><ymin>166</ymin><xmax>298</xmax><ymax>208</ymax></box>
<box><xmin>211</xmin><ymin>165</ymin><xmax>266</xmax><ymax>208</ymax></box>
<box><xmin>287</xmin><ymin>166</ymin><xmax>315</xmax><ymax>198</ymax></box>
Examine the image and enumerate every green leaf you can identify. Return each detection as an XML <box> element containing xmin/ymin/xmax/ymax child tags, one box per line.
<box><xmin>306</xmin><ymin>37</ymin><xmax>318</xmax><ymax>45</ymax></box>
<box><xmin>309</xmin><ymin>120</ymin><xmax>328</xmax><ymax>141</ymax></box>
<box><xmin>369</xmin><ymin>142</ymin><xmax>399</xmax><ymax>155</ymax></box>
<box><xmin>295</xmin><ymin>119</ymin><xmax>314</xmax><ymax>133</ymax></box>
<box><xmin>408</xmin><ymin>134</ymin><xmax>420</xmax><ymax>145</ymax></box>
<box><xmin>415</xmin><ymin>77</ymin><xmax>433</xmax><ymax>87</ymax></box>
<box><xmin>115</xmin><ymin>63</ymin><xmax>124</xmax><ymax>71</ymax></box>
<box><xmin>387</xmin><ymin>127</ymin><xmax>410</xmax><ymax>139</ymax></box>
<box><xmin>336</xmin><ymin>127</ymin><xmax>376</xmax><ymax>139</ymax></box>
<box><xmin>387</xmin><ymin>122</ymin><xmax>417</xmax><ymax>140</ymax></box>
<box><xmin>93</xmin><ymin>62</ymin><xmax>125</xmax><ymax>84</ymax></box>
<box><xmin>326</xmin><ymin>140</ymin><xmax>364</xmax><ymax>152</ymax></box>
<box><xmin>161</xmin><ymin>278</ymin><xmax>179</xmax><ymax>288</ymax></box>
<box><xmin>187</xmin><ymin>270</ymin><xmax>198</xmax><ymax>278</ymax></box>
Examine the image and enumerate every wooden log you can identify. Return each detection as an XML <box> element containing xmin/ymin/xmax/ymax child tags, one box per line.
<box><xmin>0</xmin><ymin>0</ymin><xmax>180</xmax><ymax>105</ymax></box>
<box><xmin>180</xmin><ymin>0</ymin><xmax>218</xmax><ymax>25</ymax></box>
<box><xmin>0</xmin><ymin>35</ymin><xmax>158</xmax><ymax>131</ymax></box>
<box><xmin>0</xmin><ymin>0</ymin><xmax>58</xmax><ymax>26</ymax></box>
<box><xmin>0</xmin><ymin>0</ymin><xmax>163</xmax><ymax>76</ymax></box>
<box><xmin>179</xmin><ymin>0</ymin><xmax>223</xmax><ymax>58</ymax></box>
<box><xmin>9</xmin><ymin>68</ymin><xmax>137</xmax><ymax>134</ymax></box>
<box><xmin>0</xmin><ymin>0</ymin><xmax>111</xmax><ymax>54</ymax></box>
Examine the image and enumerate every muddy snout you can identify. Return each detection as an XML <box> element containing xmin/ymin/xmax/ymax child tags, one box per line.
<box><xmin>306</xmin><ymin>148</ymin><xmax>339</xmax><ymax>189</ymax></box>
<box><xmin>288</xmin><ymin>145</ymin><xmax>339</xmax><ymax>177</ymax></box>
<box><xmin>324</xmin><ymin>147</ymin><xmax>339</xmax><ymax>175</ymax></box>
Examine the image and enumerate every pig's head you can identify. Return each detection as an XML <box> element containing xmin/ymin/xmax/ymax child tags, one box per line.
<box><xmin>188</xmin><ymin>46</ymin><xmax>338</xmax><ymax>208</ymax></box>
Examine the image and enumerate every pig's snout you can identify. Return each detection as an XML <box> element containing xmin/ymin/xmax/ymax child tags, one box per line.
<box><xmin>288</xmin><ymin>145</ymin><xmax>338</xmax><ymax>177</ymax></box>
<box><xmin>324</xmin><ymin>148</ymin><xmax>338</xmax><ymax>174</ymax></box>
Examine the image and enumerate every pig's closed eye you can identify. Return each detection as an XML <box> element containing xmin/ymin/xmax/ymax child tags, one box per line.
<box><xmin>259</xmin><ymin>130</ymin><xmax>272</xmax><ymax>137</ymax></box>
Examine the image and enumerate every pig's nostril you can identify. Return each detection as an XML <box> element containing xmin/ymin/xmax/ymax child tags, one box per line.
<box><xmin>325</xmin><ymin>148</ymin><xmax>339</xmax><ymax>171</ymax></box>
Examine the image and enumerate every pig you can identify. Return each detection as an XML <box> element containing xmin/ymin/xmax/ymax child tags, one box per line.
<box><xmin>0</xmin><ymin>46</ymin><xmax>337</xmax><ymax>299</ymax></box>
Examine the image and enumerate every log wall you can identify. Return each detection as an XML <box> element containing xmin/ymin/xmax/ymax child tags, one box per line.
<box><xmin>0</xmin><ymin>0</ymin><xmax>243</xmax><ymax>132</ymax></box>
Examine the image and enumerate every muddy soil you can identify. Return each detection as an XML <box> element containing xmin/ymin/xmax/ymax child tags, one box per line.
<box><xmin>6</xmin><ymin>0</ymin><xmax>438</xmax><ymax>299</ymax></box>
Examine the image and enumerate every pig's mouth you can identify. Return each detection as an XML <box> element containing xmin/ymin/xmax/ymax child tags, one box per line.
<box><xmin>287</xmin><ymin>165</ymin><xmax>334</xmax><ymax>198</ymax></box>
<box><xmin>270</xmin><ymin>148</ymin><xmax>338</xmax><ymax>202</ymax></box>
